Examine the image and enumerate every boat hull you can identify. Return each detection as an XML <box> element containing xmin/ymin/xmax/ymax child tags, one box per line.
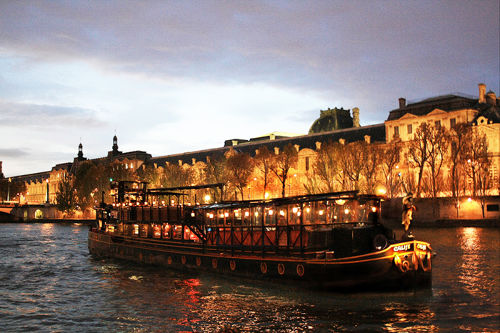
<box><xmin>88</xmin><ymin>229</ymin><xmax>432</xmax><ymax>291</ymax></box>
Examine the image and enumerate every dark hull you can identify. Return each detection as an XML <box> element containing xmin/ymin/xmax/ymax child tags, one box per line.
<box><xmin>88</xmin><ymin>230</ymin><xmax>432</xmax><ymax>291</ymax></box>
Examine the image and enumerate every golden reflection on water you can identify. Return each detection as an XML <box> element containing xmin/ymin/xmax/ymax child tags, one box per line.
<box><xmin>40</xmin><ymin>222</ymin><xmax>55</xmax><ymax>236</ymax></box>
<box><xmin>458</xmin><ymin>228</ymin><xmax>488</xmax><ymax>298</ymax></box>
<box><xmin>383</xmin><ymin>304</ymin><xmax>437</xmax><ymax>332</ymax></box>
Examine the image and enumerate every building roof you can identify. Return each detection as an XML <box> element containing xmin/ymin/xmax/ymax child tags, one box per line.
<box><xmin>150</xmin><ymin>123</ymin><xmax>385</xmax><ymax>166</ymax></box>
<box><xmin>309</xmin><ymin>107</ymin><xmax>354</xmax><ymax>134</ymax></box>
<box><xmin>386</xmin><ymin>94</ymin><xmax>477</xmax><ymax>121</ymax></box>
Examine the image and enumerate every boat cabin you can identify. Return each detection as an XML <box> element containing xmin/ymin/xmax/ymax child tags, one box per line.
<box><xmin>98</xmin><ymin>182</ymin><xmax>392</xmax><ymax>258</ymax></box>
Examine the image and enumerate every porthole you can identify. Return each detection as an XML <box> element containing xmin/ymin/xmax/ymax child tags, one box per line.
<box><xmin>260</xmin><ymin>262</ymin><xmax>267</xmax><ymax>274</ymax></box>
<box><xmin>296</xmin><ymin>264</ymin><xmax>305</xmax><ymax>277</ymax></box>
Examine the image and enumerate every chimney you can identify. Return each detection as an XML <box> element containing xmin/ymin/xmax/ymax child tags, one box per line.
<box><xmin>352</xmin><ymin>107</ymin><xmax>360</xmax><ymax>127</ymax></box>
<box><xmin>399</xmin><ymin>98</ymin><xmax>406</xmax><ymax>109</ymax></box>
<box><xmin>478</xmin><ymin>83</ymin><xmax>486</xmax><ymax>103</ymax></box>
<box><xmin>486</xmin><ymin>91</ymin><xmax>497</xmax><ymax>106</ymax></box>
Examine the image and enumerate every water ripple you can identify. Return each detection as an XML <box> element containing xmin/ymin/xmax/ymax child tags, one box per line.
<box><xmin>0</xmin><ymin>224</ymin><xmax>498</xmax><ymax>332</ymax></box>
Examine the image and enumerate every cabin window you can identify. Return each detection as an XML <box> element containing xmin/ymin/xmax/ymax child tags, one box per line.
<box><xmin>264</xmin><ymin>206</ymin><xmax>277</xmax><ymax>225</ymax></box>
<box><xmin>289</xmin><ymin>205</ymin><xmax>301</xmax><ymax>225</ymax></box>
<box><xmin>303</xmin><ymin>204</ymin><xmax>312</xmax><ymax>224</ymax></box>
<box><xmin>305</xmin><ymin>157</ymin><xmax>310</xmax><ymax>171</ymax></box>
<box><xmin>242</xmin><ymin>209</ymin><xmax>251</xmax><ymax>225</ymax></box>
<box><xmin>393</xmin><ymin>126</ymin><xmax>399</xmax><ymax>137</ymax></box>
<box><xmin>486</xmin><ymin>204</ymin><xmax>499</xmax><ymax>212</ymax></box>
<box><xmin>172</xmin><ymin>225</ymin><xmax>183</xmax><ymax>239</ymax></box>
<box><xmin>434</xmin><ymin>120</ymin><xmax>441</xmax><ymax>127</ymax></box>
<box><xmin>251</xmin><ymin>207</ymin><xmax>262</xmax><ymax>226</ymax></box>
<box><xmin>407</xmin><ymin>124</ymin><xmax>412</xmax><ymax>134</ymax></box>
<box><xmin>233</xmin><ymin>208</ymin><xmax>242</xmax><ymax>225</ymax></box>
<box><xmin>276</xmin><ymin>205</ymin><xmax>288</xmax><ymax>225</ymax></box>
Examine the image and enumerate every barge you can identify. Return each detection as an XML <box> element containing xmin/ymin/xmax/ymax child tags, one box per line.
<box><xmin>88</xmin><ymin>181</ymin><xmax>432</xmax><ymax>290</ymax></box>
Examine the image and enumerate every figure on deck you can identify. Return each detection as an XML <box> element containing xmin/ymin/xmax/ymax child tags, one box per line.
<box><xmin>402</xmin><ymin>193</ymin><xmax>416</xmax><ymax>239</ymax></box>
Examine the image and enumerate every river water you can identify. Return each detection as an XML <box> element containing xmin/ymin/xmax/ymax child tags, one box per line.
<box><xmin>0</xmin><ymin>223</ymin><xmax>498</xmax><ymax>332</ymax></box>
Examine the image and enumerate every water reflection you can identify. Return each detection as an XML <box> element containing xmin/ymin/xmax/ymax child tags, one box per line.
<box><xmin>458</xmin><ymin>228</ymin><xmax>491</xmax><ymax>299</ymax></box>
<box><xmin>0</xmin><ymin>224</ymin><xmax>499</xmax><ymax>332</ymax></box>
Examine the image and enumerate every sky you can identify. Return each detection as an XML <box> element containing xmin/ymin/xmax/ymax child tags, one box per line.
<box><xmin>0</xmin><ymin>0</ymin><xmax>498</xmax><ymax>177</ymax></box>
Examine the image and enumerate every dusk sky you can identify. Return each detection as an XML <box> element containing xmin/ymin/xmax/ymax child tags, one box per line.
<box><xmin>1</xmin><ymin>1</ymin><xmax>498</xmax><ymax>177</ymax></box>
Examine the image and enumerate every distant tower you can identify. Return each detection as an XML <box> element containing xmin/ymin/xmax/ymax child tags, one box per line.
<box><xmin>78</xmin><ymin>143</ymin><xmax>84</xmax><ymax>160</ymax></box>
<box><xmin>112</xmin><ymin>135</ymin><xmax>119</xmax><ymax>154</ymax></box>
<box><xmin>352</xmin><ymin>107</ymin><xmax>360</xmax><ymax>127</ymax></box>
<box><xmin>0</xmin><ymin>161</ymin><xmax>3</xmax><ymax>179</ymax></box>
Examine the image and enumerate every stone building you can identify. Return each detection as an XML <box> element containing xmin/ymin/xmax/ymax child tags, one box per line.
<box><xmin>7</xmin><ymin>83</ymin><xmax>500</xmax><ymax>205</ymax></box>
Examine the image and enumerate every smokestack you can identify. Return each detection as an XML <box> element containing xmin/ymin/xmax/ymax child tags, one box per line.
<box><xmin>478</xmin><ymin>83</ymin><xmax>486</xmax><ymax>103</ymax></box>
<box><xmin>352</xmin><ymin>107</ymin><xmax>360</xmax><ymax>127</ymax></box>
<box><xmin>399</xmin><ymin>98</ymin><xmax>406</xmax><ymax>109</ymax></box>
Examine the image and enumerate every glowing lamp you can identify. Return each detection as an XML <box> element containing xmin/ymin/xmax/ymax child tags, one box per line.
<box><xmin>244</xmin><ymin>211</ymin><xmax>250</xmax><ymax>217</ymax></box>
<box><xmin>292</xmin><ymin>207</ymin><xmax>298</xmax><ymax>214</ymax></box>
<box><xmin>268</xmin><ymin>210</ymin><xmax>274</xmax><ymax>215</ymax></box>
<box><xmin>467</xmin><ymin>197</ymin><xmax>472</xmax><ymax>202</ymax></box>
<box><xmin>224</xmin><ymin>212</ymin><xmax>229</xmax><ymax>217</ymax></box>
<box><xmin>344</xmin><ymin>209</ymin><xmax>350</xmax><ymax>214</ymax></box>
<box><xmin>371</xmin><ymin>206</ymin><xmax>377</xmax><ymax>213</ymax></box>
<box><xmin>279</xmin><ymin>210</ymin><xmax>285</xmax><ymax>216</ymax></box>
<box><xmin>318</xmin><ymin>210</ymin><xmax>324</xmax><ymax>216</ymax></box>
<box><xmin>191</xmin><ymin>212</ymin><xmax>195</xmax><ymax>217</ymax></box>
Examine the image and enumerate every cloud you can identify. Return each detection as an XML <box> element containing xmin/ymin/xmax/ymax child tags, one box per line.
<box><xmin>0</xmin><ymin>1</ymin><xmax>497</xmax><ymax>103</ymax></box>
<box><xmin>0</xmin><ymin>148</ymin><xmax>29</xmax><ymax>158</ymax></box>
<box><xmin>0</xmin><ymin>100</ymin><xmax>106</xmax><ymax>128</ymax></box>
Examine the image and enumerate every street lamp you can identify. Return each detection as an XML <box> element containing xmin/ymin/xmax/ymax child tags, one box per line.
<box><xmin>7</xmin><ymin>177</ymin><xmax>11</xmax><ymax>202</ymax></box>
<box><xmin>46</xmin><ymin>178</ymin><xmax>49</xmax><ymax>204</ymax></box>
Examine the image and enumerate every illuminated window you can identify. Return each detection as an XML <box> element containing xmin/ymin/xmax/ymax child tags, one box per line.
<box><xmin>450</xmin><ymin>118</ymin><xmax>456</xmax><ymax>128</ymax></box>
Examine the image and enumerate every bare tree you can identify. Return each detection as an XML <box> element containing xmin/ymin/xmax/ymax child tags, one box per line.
<box><xmin>55</xmin><ymin>176</ymin><xmax>76</xmax><ymax>217</ymax></box>
<box><xmin>254</xmin><ymin>146</ymin><xmax>273</xmax><ymax>198</ymax></box>
<box><xmin>408</xmin><ymin>122</ymin><xmax>432</xmax><ymax>197</ymax></box>
<box><xmin>226</xmin><ymin>149</ymin><xmax>254</xmax><ymax>200</ymax></box>
<box><xmin>160</xmin><ymin>163</ymin><xmax>193</xmax><ymax>188</ymax></box>
<box><xmin>204</xmin><ymin>155</ymin><xmax>227</xmax><ymax>201</ymax></box>
<box><xmin>380</xmin><ymin>139</ymin><xmax>402</xmax><ymax>198</ymax></box>
<box><xmin>340</xmin><ymin>141</ymin><xmax>364</xmax><ymax>191</ymax></box>
<box><xmin>426</xmin><ymin>124</ymin><xmax>449</xmax><ymax>198</ymax></box>
<box><xmin>136</xmin><ymin>164</ymin><xmax>161</xmax><ymax>187</ymax></box>
<box><xmin>361</xmin><ymin>142</ymin><xmax>383</xmax><ymax>194</ymax></box>
<box><xmin>449</xmin><ymin>123</ymin><xmax>473</xmax><ymax>198</ymax></box>
<box><xmin>270</xmin><ymin>144</ymin><xmax>298</xmax><ymax>198</ymax></box>
<box><xmin>313</xmin><ymin>141</ymin><xmax>341</xmax><ymax>193</ymax></box>
<box><xmin>464</xmin><ymin>129</ymin><xmax>489</xmax><ymax>197</ymax></box>
<box><xmin>464</xmin><ymin>128</ymin><xmax>491</xmax><ymax>217</ymax></box>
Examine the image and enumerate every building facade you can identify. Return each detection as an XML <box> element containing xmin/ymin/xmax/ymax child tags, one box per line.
<box><xmin>4</xmin><ymin>82</ymin><xmax>499</xmax><ymax>206</ymax></box>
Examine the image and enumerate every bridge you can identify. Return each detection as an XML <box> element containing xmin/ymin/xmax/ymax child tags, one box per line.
<box><xmin>0</xmin><ymin>203</ymin><xmax>61</xmax><ymax>222</ymax></box>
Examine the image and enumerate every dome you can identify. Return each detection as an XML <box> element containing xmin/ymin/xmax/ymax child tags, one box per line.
<box><xmin>308</xmin><ymin>107</ymin><xmax>354</xmax><ymax>134</ymax></box>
